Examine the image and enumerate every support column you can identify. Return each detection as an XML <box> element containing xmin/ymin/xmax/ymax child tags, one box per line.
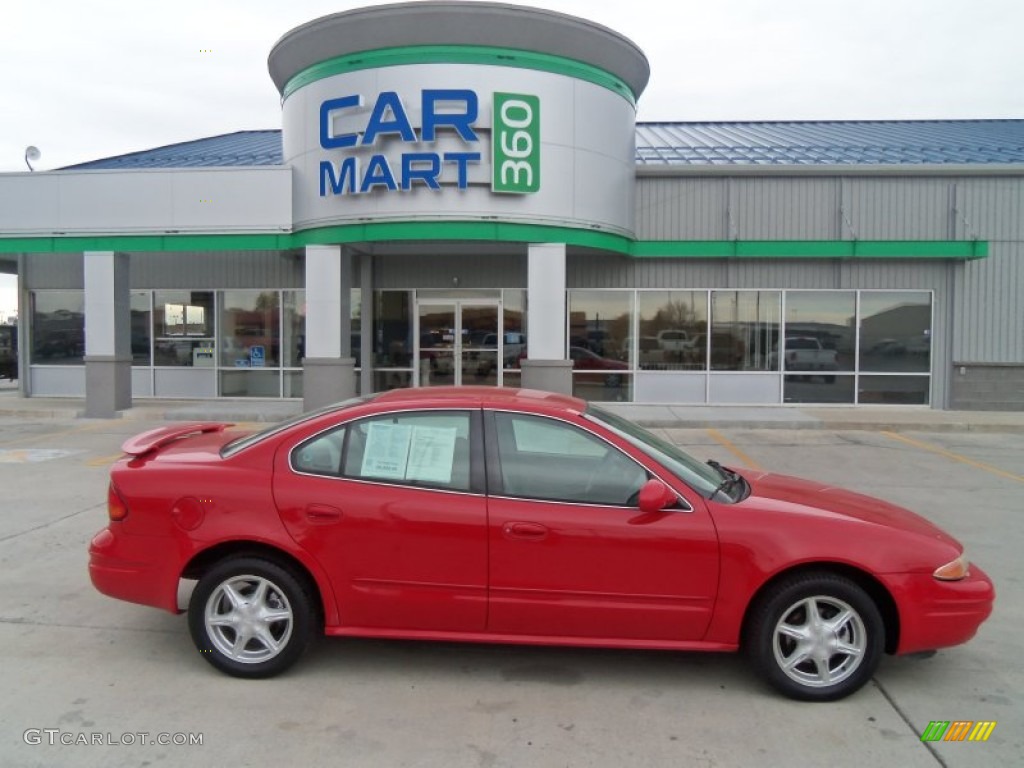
<box><xmin>83</xmin><ymin>251</ymin><xmax>131</xmax><ymax>417</ymax></box>
<box><xmin>520</xmin><ymin>243</ymin><xmax>572</xmax><ymax>395</ymax></box>
<box><xmin>303</xmin><ymin>245</ymin><xmax>356</xmax><ymax>411</ymax></box>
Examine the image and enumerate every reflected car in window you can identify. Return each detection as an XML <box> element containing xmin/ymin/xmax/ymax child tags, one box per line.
<box><xmin>89</xmin><ymin>387</ymin><xmax>993</xmax><ymax>701</ymax></box>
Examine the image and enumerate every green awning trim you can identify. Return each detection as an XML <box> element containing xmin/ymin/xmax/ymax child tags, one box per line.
<box><xmin>0</xmin><ymin>224</ymin><xmax>988</xmax><ymax>261</ymax></box>
<box><xmin>282</xmin><ymin>44</ymin><xmax>636</xmax><ymax>105</ymax></box>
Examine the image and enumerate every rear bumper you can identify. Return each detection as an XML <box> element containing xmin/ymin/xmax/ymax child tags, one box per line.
<box><xmin>886</xmin><ymin>565</ymin><xmax>995</xmax><ymax>654</ymax></box>
<box><xmin>88</xmin><ymin>526</ymin><xmax>181</xmax><ymax>613</ymax></box>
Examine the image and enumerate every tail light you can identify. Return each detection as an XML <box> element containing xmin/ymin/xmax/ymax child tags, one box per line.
<box><xmin>107</xmin><ymin>483</ymin><xmax>129</xmax><ymax>522</ymax></box>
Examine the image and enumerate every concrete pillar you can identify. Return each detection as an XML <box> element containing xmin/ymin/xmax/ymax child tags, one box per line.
<box><xmin>83</xmin><ymin>251</ymin><xmax>131</xmax><ymax>417</ymax></box>
<box><xmin>520</xmin><ymin>243</ymin><xmax>572</xmax><ymax>395</ymax></box>
<box><xmin>303</xmin><ymin>244</ymin><xmax>356</xmax><ymax>411</ymax></box>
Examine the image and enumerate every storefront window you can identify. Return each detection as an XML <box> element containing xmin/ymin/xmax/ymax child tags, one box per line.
<box><xmin>859</xmin><ymin>292</ymin><xmax>932</xmax><ymax>373</ymax></box>
<box><xmin>130</xmin><ymin>292</ymin><xmax>151</xmax><ymax>366</ymax></box>
<box><xmin>31</xmin><ymin>291</ymin><xmax>85</xmax><ymax>365</ymax></box>
<box><xmin>858</xmin><ymin>374</ymin><xmax>930</xmax><ymax>405</ymax></box>
<box><xmin>503</xmin><ymin>289</ymin><xmax>526</xmax><ymax>371</ymax></box>
<box><xmin>282</xmin><ymin>291</ymin><xmax>305</xmax><ymax>368</ymax></box>
<box><xmin>710</xmin><ymin>291</ymin><xmax>780</xmax><ymax>371</ymax></box>
<box><xmin>154</xmin><ymin>291</ymin><xmax>215</xmax><ymax>367</ymax></box>
<box><xmin>350</xmin><ymin>288</ymin><xmax>361</xmax><ymax>365</ymax></box>
<box><xmin>220</xmin><ymin>291</ymin><xmax>280</xmax><ymax>369</ymax></box>
<box><xmin>637</xmin><ymin>291</ymin><xmax>707</xmax><ymax>370</ymax></box>
<box><xmin>568</xmin><ymin>291</ymin><xmax>632</xmax><ymax>401</ymax></box>
<box><xmin>783</xmin><ymin>292</ymin><xmax>855</xmax><ymax>371</ymax></box>
<box><xmin>375</xmin><ymin>291</ymin><xmax>412</xmax><ymax>369</ymax></box>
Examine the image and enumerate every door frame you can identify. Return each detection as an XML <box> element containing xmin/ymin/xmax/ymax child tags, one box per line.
<box><xmin>415</xmin><ymin>297</ymin><xmax>504</xmax><ymax>387</ymax></box>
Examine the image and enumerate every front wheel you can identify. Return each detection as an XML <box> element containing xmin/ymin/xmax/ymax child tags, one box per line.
<box><xmin>745</xmin><ymin>572</ymin><xmax>884</xmax><ymax>701</ymax></box>
<box><xmin>188</xmin><ymin>557</ymin><xmax>316</xmax><ymax>678</ymax></box>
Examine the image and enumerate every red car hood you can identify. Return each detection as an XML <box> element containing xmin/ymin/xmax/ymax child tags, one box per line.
<box><xmin>744</xmin><ymin>472</ymin><xmax>960</xmax><ymax>547</ymax></box>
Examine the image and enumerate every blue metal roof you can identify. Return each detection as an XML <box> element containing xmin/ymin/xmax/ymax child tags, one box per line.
<box><xmin>62</xmin><ymin>121</ymin><xmax>1024</xmax><ymax>170</ymax></box>
<box><xmin>62</xmin><ymin>131</ymin><xmax>284</xmax><ymax>170</ymax></box>
<box><xmin>635</xmin><ymin>120</ymin><xmax>1024</xmax><ymax>165</ymax></box>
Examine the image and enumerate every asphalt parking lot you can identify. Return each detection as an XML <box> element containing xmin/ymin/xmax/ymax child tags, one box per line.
<box><xmin>0</xmin><ymin>413</ymin><xmax>1020</xmax><ymax>768</ymax></box>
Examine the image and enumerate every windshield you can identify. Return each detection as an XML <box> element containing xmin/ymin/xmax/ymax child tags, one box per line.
<box><xmin>585</xmin><ymin>405</ymin><xmax>724</xmax><ymax>498</ymax></box>
<box><xmin>220</xmin><ymin>394</ymin><xmax>378</xmax><ymax>458</ymax></box>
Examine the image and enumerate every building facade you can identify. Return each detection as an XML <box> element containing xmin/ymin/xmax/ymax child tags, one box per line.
<box><xmin>1</xmin><ymin>2</ymin><xmax>1022</xmax><ymax>414</ymax></box>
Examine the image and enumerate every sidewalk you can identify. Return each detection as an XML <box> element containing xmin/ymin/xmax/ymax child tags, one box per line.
<box><xmin>2</xmin><ymin>386</ymin><xmax>1023</xmax><ymax>432</ymax></box>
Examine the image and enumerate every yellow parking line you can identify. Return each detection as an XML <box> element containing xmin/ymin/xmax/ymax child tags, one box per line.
<box><xmin>706</xmin><ymin>428</ymin><xmax>764</xmax><ymax>471</ymax></box>
<box><xmin>86</xmin><ymin>453</ymin><xmax>125</xmax><ymax>468</ymax></box>
<box><xmin>881</xmin><ymin>431</ymin><xmax>1024</xmax><ymax>485</ymax></box>
<box><xmin>0</xmin><ymin>421</ymin><xmax>106</xmax><ymax>448</ymax></box>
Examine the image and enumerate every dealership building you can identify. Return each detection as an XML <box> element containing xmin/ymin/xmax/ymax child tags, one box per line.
<box><xmin>1</xmin><ymin>1</ymin><xmax>1023</xmax><ymax>416</ymax></box>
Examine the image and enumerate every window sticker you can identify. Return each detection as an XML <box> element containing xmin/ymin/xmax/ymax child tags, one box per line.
<box><xmin>406</xmin><ymin>425</ymin><xmax>457</xmax><ymax>484</ymax></box>
<box><xmin>361</xmin><ymin>422</ymin><xmax>412</xmax><ymax>480</ymax></box>
<box><xmin>359</xmin><ymin>421</ymin><xmax>459</xmax><ymax>484</ymax></box>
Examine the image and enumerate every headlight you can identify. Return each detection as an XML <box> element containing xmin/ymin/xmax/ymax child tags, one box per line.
<box><xmin>933</xmin><ymin>554</ymin><xmax>970</xmax><ymax>581</ymax></box>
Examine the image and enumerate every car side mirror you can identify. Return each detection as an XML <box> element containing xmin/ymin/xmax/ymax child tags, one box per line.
<box><xmin>637</xmin><ymin>479</ymin><xmax>677</xmax><ymax>513</ymax></box>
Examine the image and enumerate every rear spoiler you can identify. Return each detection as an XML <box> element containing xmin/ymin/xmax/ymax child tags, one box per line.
<box><xmin>121</xmin><ymin>422</ymin><xmax>233</xmax><ymax>457</ymax></box>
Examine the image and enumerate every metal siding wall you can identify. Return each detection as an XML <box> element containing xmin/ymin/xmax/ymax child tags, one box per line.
<box><xmin>731</xmin><ymin>178</ymin><xmax>839</xmax><ymax>239</ymax></box>
<box><xmin>956</xmin><ymin>241</ymin><xmax>1024</xmax><ymax>362</ymax></box>
<box><xmin>845</xmin><ymin>178</ymin><xmax>952</xmax><ymax>239</ymax></box>
<box><xmin>635</xmin><ymin>178</ymin><xmax>727</xmax><ymax>239</ymax></box>
<box><xmin>373</xmin><ymin>253</ymin><xmax>527</xmax><ymax>289</ymax></box>
<box><xmin>24</xmin><ymin>253</ymin><xmax>84</xmax><ymax>289</ymax></box>
<box><xmin>128</xmin><ymin>250</ymin><xmax>304</xmax><ymax>289</ymax></box>
<box><xmin>24</xmin><ymin>250</ymin><xmax>305</xmax><ymax>290</ymax></box>
<box><xmin>956</xmin><ymin>178</ymin><xmax>1024</xmax><ymax>240</ymax></box>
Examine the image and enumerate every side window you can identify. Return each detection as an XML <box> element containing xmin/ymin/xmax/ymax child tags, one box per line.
<box><xmin>292</xmin><ymin>426</ymin><xmax>347</xmax><ymax>476</ymax></box>
<box><xmin>493</xmin><ymin>413</ymin><xmax>648</xmax><ymax>506</ymax></box>
<box><xmin>343</xmin><ymin>410</ymin><xmax>472</xmax><ymax>492</ymax></box>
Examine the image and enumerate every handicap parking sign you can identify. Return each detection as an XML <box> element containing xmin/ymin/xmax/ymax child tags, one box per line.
<box><xmin>249</xmin><ymin>346</ymin><xmax>265</xmax><ymax>367</ymax></box>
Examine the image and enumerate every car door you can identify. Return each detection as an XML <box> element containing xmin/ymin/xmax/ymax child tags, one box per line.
<box><xmin>485</xmin><ymin>410</ymin><xmax>719</xmax><ymax>641</ymax></box>
<box><xmin>274</xmin><ymin>408</ymin><xmax>487</xmax><ymax>632</ymax></box>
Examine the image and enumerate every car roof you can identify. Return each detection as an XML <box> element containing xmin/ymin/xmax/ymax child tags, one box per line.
<box><xmin>370</xmin><ymin>386</ymin><xmax>587</xmax><ymax>413</ymax></box>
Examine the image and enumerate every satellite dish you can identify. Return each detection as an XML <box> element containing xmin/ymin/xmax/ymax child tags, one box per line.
<box><xmin>25</xmin><ymin>146</ymin><xmax>41</xmax><ymax>171</ymax></box>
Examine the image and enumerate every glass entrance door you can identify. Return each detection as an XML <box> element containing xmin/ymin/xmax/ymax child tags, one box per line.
<box><xmin>416</xmin><ymin>300</ymin><xmax>501</xmax><ymax>387</ymax></box>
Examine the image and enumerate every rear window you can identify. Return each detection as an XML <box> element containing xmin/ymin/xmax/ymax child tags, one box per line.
<box><xmin>220</xmin><ymin>394</ymin><xmax>378</xmax><ymax>458</ymax></box>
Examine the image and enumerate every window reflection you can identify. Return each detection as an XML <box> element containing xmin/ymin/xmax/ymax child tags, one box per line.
<box><xmin>710</xmin><ymin>291</ymin><xmax>780</xmax><ymax>371</ymax></box>
<box><xmin>31</xmin><ymin>291</ymin><xmax>85</xmax><ymax>365</ymax></box>
<box><xmin>502</xmin><ymin>289</ymin><xmax>527</xmax><ymax>371</ymax></box>
<box><xmin>637</xmin><ymin>291</ymin><xmax>707</xmax><ymax>370</ymax></box>
<box><xmin>376</xmin><ymin>291</ymin><xmax>412</xmax><ymax>368</ymax></box>
<box><xmin>220</xmin><ymin>291</ymin><xmax>280</xmax><ymax>368</ymax></box>
<box><xmin>130</xmin><ymin>292</ymin><xmax>151</xmax><ymax>366</ymax></box>
<box><xmin>859</xmin><ymin>292</ymin><xmax>931</xmax><ymax>373</ymax></box>
<box><xmin>282</xmin><ymin>291</ymin><xmax>306</xmax><ymax>368</ymax></box>
<box><xmin>568</xmin><ymin>291</ymin><xmax>632</xmax><ymax>401</ymax></box>
<box><xmin>154</xmin><ymin>291</ymin><xmax>215</xmax><ymax>367</ymax></box>
<box><xmin>783</xmin><ymin>292</ymin><xmax>855</xmax><ymax>372</ymax></box>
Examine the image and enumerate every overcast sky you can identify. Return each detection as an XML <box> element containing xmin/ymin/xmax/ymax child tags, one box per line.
<box><xmin>2</xmin><ymin>0</ymin><xmax>1023</xmax><ymax>311</ymax></box>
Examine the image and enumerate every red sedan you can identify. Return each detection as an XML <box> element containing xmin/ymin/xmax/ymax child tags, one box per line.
<box><xmin>89</xmin><ymin>387</ymin><xmax>994</xmax><ymax>701</ymax></box>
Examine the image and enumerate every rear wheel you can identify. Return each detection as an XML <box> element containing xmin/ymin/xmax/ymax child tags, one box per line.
<box><xmin>745</xmin><ymin>572</ymin><xmax>884</xmax><ymax>701</ymax></box>
<box><xmin>188</xmin><ymin>557</ymin><xmax>315</xmax><ymax>678</ymax></box>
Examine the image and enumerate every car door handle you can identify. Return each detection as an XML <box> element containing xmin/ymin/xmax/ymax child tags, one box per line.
<box><xmin>305</xmin><ymin>504</ymin><xmax>342</xmax><ymax>523</ymax></box>
<box><xmin>503</xmin><ymin>521</ymin><xmax>548</xmax><ymax>540</ymax></box>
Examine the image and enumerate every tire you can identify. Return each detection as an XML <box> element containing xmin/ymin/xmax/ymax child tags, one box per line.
<box><xmin>188</xmin><ymin>557</ymin><xmax>316</xmax><ymax>679</ymax></box>
<box><xmin>745</xmin><ymin>572</ymin><xmax>884</xmax><ymax>701</ymax></box>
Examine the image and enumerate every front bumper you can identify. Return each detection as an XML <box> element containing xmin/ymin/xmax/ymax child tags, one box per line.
<box><xmin>88</xmin><ymin>525</ymin><xmax>182</xmax><ymax>613</ymax></box>
<box><xmin>885</xmin><ymin>564</ymin><xmax>995</xmax><ymax>654</ymax></box>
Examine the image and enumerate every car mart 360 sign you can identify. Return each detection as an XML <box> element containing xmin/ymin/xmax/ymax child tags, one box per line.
<box><xmin>319</xmin><ymin>90</ymin><xmax>540</xmax><ymax>197</ymax></box>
